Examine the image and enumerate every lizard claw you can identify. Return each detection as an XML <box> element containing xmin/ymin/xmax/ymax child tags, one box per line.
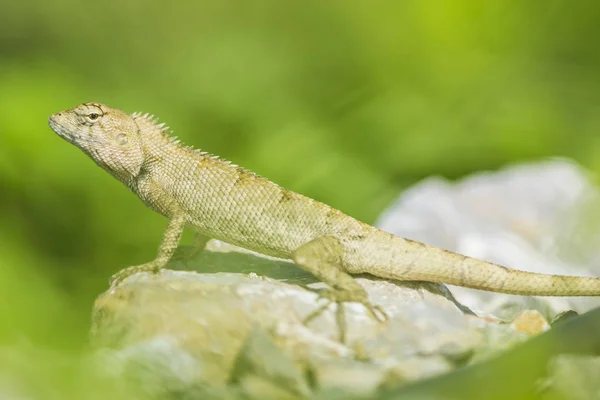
<box><xmin>302</xmin><ymin>297</ymin><xmax>335</xmax><ymax>325</ymax></box>
<box><xmin>302</xmin><ymin>289</ymin><xmax>388</xmax><ymax>343</ymax></box>
<box><xmin>362</xmin><ymin>303</ymin><xmax>388</xmax><ymax>323</ymax></box>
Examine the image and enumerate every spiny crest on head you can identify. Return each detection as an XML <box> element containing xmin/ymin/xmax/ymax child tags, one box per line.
<box><xmin>129</xmin><ymin>110</ymin><xmax>242</xmax><ymax>169</ymax></box>
<box><xmin>132</xmin><ymin>111</ymin><xmax>180</xmax><ymax>144</ymax></box>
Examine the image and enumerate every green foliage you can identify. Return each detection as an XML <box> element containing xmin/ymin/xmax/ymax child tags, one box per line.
<box><xmin>1</xmin><ymin>1</ymin><xmax>600</xmax><ymax>398</ymax></box>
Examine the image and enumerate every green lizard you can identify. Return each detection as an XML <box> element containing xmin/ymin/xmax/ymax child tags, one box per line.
<box><xmin>48</xmin><ymin>102</ymin><xmax>600</xmax><ymax>338</ymax></box>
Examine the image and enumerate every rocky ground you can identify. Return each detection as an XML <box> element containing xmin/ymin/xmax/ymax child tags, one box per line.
<box><xmin>88</xmin><ymin>159</ymin><xmax>600</xmax><ymax>399</ymax></box>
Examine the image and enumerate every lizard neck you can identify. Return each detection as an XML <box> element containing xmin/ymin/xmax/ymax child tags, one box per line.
<box><xmin>128</xmin><ymin>125</ymin><xmax>200</xmax><ymax>215</ymax></box>
<box><xmin>134</xmin><ymin>116</ymin><xmax>197</xmax><ymax>181</ymax></box>
<box><xmin>142</xmin><ymin>133</ymin><xmax>188</xmax><ymax>167</ymax></box>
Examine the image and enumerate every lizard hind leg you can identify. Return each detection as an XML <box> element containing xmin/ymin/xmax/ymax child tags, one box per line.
<box><xmin>292</xmin><ymin>236</ymin><xmax>387</xmax><ymax>343</ymax></box>
<box><xmin>171</xmin><ymin>232</ymin><xmax>210</xmax><ymax>262</ymax></box>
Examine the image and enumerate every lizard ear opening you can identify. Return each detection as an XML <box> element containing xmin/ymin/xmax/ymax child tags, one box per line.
<box><xmin>116</xmin><ymin>133</ymin><xmax>129</xmax><ymax>146</ymax></box>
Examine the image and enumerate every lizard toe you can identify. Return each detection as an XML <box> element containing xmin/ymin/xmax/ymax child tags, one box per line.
<box><xmin>109</xmin><ymin>263</ymin><xmax>160</xmax><ymax>286</ymax></box>
<box><xmin>361</xmin><ymin>302</ymin><xmax>388</xmax><ymax>323</ymax></box>
<box><xmin>303</xmin><ymin>288</ymin><xmax>387</xmax><ymax>343</ymax></box>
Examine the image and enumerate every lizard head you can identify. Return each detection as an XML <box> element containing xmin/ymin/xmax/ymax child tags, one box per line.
<box><xmin>48</xmin><ymin>102</ymin><xmax>145</xmax><ymax>181</ymax></box>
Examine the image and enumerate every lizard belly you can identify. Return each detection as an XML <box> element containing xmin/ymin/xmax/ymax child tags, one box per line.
<box><xmin>186</xmin><ymin>213</ymin><xmax>311</xmax><ymax>259</ymax></box>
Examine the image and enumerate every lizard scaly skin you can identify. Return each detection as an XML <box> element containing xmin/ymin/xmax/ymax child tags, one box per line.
<box><xmin>49</xmin><ymin>102</ymin><xmax>600</xmax><ymax>338</ymax></box>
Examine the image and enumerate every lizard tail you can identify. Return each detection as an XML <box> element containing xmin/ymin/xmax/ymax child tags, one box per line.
<box><xmin>369</xmin><ymin>239</ymin><xmax>600</xmax><ymax>296</ymax></box>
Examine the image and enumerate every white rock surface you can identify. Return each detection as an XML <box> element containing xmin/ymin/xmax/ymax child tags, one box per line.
<box><xmin>376</xmin><ymin>158</ymin><xmax>600</xmax><ymax>320</ymax></box>
<box><xmin>91</xmin><ymin>262</ymin><xmax>500</xmax><ymax>397</ymax></box>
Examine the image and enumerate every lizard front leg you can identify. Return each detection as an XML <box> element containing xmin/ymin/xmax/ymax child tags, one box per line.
<box><xmin>110</xmin><ymin>214</ymin><xmax>187</xmax><ymax>286</ymax></box>
<box><xmin>292</xmin><ymin>236</ymin><xmax>387</xmax><ymax>343</ymax></box>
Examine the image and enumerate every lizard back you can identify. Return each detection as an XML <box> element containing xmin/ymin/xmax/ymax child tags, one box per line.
<box><xmin>131</xmin><ymin>113</ymin><xmax>372</xmax><ymax>259</ymax></box>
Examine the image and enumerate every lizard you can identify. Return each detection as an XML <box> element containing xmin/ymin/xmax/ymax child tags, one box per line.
<box><xmin>48</xmin><ymin>102</ymin><xmax>600</xmax><ymax>339</ymax></box>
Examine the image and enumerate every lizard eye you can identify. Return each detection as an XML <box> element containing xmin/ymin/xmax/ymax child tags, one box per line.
<box><xmin>116</xmin><ymin>133</ymin><xmax>128</xmax><ymax>145</ymax></box>
<box><xmin>87</xmin><ymin>113</ymin><xmax>100</xmax><ymax>121</ymax></box>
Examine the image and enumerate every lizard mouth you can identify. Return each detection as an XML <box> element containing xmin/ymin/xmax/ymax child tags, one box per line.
<box><xmin>48</xmin><ymin>116</ymin><xmax>99</xmax><ymax>145</ymax></box>
<box><xmin>48</xmin><ymin>116</ymin><xmax>65</xmax><ymax>135</ymax></box>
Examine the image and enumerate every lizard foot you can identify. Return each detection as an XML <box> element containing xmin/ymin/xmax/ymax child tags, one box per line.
<box><xmin>303</xmin><ymin>288</ymin><xmax>388</xmax><ymax>343</ymax></box>
<box><xmin>109</xmin><ymin>262</ymin><xmax>161</xmax><ymax>286</ymax></box>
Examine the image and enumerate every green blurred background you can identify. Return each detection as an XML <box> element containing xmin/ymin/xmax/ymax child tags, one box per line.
<box><xmin>1</xmin><ymin>0</ymin><xmax>600</xmax><ymax>396</ymax></box>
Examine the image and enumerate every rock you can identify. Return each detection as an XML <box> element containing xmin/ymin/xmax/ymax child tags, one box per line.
<box><xmin>310</xmin><ymin>359</ymin><xmax>388</xmax><ymax>396</ymax></box>
<box><xmin>510</xmin><ymin>310</ymin><xmax>550</xmax><ymax>335</ymax></box>
<box><xmin>376</xmin><ymin>159</ymin><xmax>600</xmax><ymax>320</ymax></box>
<box><xmin>229</xmin><ymin>328</ymin><xmax>311</xmax><ymax>398</ymax></box>
<box><xmin>376</xmin><ymin>306</ymin><xmax>600</xmax><ymax>400</ymax></box>
<box><xmin>90</xmin><ymin>246</ymin><xmax>511</xmax><ymax>398</ymax></box>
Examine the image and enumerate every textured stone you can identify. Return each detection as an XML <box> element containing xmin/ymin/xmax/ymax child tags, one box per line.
<box><xmin>90</xmin><ymin>247</ymin><xmax>505</xmax><ymax>397</ymax></box>
<box><xmin>510</xmin><ymin>310</ymin><xmax>550</xmax><ymax>335</ymax></box>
